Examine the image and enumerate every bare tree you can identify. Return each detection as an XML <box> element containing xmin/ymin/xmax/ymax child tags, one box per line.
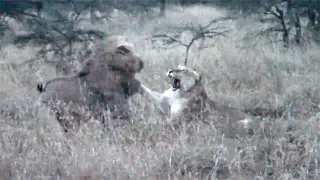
<box><xmin>262</xmin><ymin>3</ymin><xmax>292</xmax><ymax>47</ymax></box>
<box><xmin>285</xmin><ymin>0</ymin><xmax>320</xmax><ymax>27</ymax></box>
<box><xmin>256</xmin><ymin>0</ymin><xmax>320</xmax><ymax>47</ymax></box>
<box><xmin>10</xmin><ymin>0</ymin><xmax>107</xmax><ymax>74</ymax></box>
<box><xmin>307</xmin><ymin>0</ymin><xmax>320</xmax><ymax>27</ymax></box>
<box><xmin>0</xmin><ymin>0</ymin><xmax>43</xmax><ymax>20</ymax></box>
<box><xmin>148</xmin><ymin>17</ymin><xmax>233</xmax><ymax>65</ymax></box>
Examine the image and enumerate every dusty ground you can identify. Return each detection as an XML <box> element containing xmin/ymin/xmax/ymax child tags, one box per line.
<box><xmin>0</xmin><ymin>5</ymin><xmax>320</xmax><ymax>180</ymax></box>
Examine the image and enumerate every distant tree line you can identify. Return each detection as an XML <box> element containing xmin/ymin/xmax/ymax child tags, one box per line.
<box><xmin>258</xmin><ymin>0</ymin><xmax>320</xmax><ymax>46</ymax></box>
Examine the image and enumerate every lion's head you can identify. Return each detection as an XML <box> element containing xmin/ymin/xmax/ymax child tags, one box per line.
<box><xmin>106</xmin><ymin>44</ymin><xmax>144</xmax><ymax>75</ymax></box>
<box><xmin>86</xmin><ymin>37</ymin><xmax>144</xmax><ymax>77</ymax></box>
<box><xmin>77</xmin><ymin>37</ymin><xmax>144</xmax><ymax>81</ymax></box>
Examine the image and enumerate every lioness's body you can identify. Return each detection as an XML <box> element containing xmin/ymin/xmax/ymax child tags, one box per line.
<box><xmin>140</xmin><ymin>65</ymin><xmax>249</xmax><ymax>125</ymax></box>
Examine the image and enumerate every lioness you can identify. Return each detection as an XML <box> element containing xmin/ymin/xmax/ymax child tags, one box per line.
<box><xmin>36</xmin><ymin>40</ymin><xmax>144</xmax><ymax>133</ymax></box>
<box><xmin>140</xmin><ymin>65</ymin><xmax>252</xmax><ymax>126</ymax></box>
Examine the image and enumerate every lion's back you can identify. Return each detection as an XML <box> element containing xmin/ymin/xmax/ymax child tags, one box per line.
<box><xmin>39</xmin><ymin>78</ymin><xmax>87</xmax><ymax>105</ymax></box>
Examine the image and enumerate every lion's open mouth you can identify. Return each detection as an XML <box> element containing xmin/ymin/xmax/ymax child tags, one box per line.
<box><xmin>172</xmin><ymin>78</ymin><xmax>181</xmax><ymax>91</ymax></box>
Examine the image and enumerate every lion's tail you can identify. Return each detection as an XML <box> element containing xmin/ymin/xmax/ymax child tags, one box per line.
<box><xmin>37</xmin><ymin>83</ymin><xmax>45</xmax><ymax>93</ymax></box>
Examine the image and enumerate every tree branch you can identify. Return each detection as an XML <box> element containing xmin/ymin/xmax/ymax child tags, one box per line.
<box><xmin>148</xmin><ymin>16</ymin><xmax>232</xmax><ymax>65</ymax></box>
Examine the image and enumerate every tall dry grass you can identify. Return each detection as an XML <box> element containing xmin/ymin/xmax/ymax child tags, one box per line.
<box><xmin>0</xmin><ymin>4</ymin><xmax>319</xmax><ymax>180</ymax></box>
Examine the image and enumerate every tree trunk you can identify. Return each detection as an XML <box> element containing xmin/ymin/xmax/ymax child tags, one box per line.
<box><xmin>295</xmin><ymin>13</ymin><xmax>301</xmax><ymax>44</ymax></box>
<box><xmin>160</xmin><ymin>0</ymin><xmax>165</xmax><ymax>17</ymax></box>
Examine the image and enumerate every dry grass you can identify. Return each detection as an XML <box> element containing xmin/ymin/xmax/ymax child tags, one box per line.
<box><xmin>0</xmin><ymin>4</ymin><xmax>320</xmax><ymax>180</ymax></box>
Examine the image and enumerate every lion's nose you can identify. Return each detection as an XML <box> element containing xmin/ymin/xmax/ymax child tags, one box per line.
<box><xmin>139</xmin><ymin>61</ymin><xmax>144</xmax><ymax>71</ymax></box>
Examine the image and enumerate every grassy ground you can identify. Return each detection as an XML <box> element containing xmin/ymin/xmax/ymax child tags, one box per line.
<box><xmin>0</xmin><ymin>4</ymin><xmax>320</xmax><ymax>180</ymax></box>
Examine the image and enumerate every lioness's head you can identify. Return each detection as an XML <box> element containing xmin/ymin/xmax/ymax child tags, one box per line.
<box><xmin>167</xmin><ymin>65</ymin><xmax>200</xmax><ymax>92</ymax></box>
<box><xmin>167</xmin><ymin>70</ymin><xmax>181</xmax><ymax>91</ymax></box>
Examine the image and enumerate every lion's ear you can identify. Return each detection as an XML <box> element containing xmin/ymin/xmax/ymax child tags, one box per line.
<box><xmin>117</xmin><ymin>45</ymin><xmax>130</xmax><ymax>51</ymax></box>
<box><xmin>117</xmin><ymin>42</ymin><xmax>134</xmax><ymax>51</ymax></box>
<box><xmin>116</xmin><ymin>45</ymin><xmax>131</xmax><ymax>55</ymax></box>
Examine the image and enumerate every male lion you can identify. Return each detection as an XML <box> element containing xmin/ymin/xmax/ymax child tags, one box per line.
<box><xmin>36</xmin><ymin>39</ymin><xmax>144</xmax><ymax>133</ymax></box>
<box><xmin>140</xmin><ymin>65</ymin><xmax>252</xmax><ymax>127</ymax></box>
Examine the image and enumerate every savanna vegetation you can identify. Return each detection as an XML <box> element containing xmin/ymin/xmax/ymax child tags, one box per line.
<box><xmin>0</xmin><ymin>0</ymin><xmax>320</xmax><ymax>179</ymax></box>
